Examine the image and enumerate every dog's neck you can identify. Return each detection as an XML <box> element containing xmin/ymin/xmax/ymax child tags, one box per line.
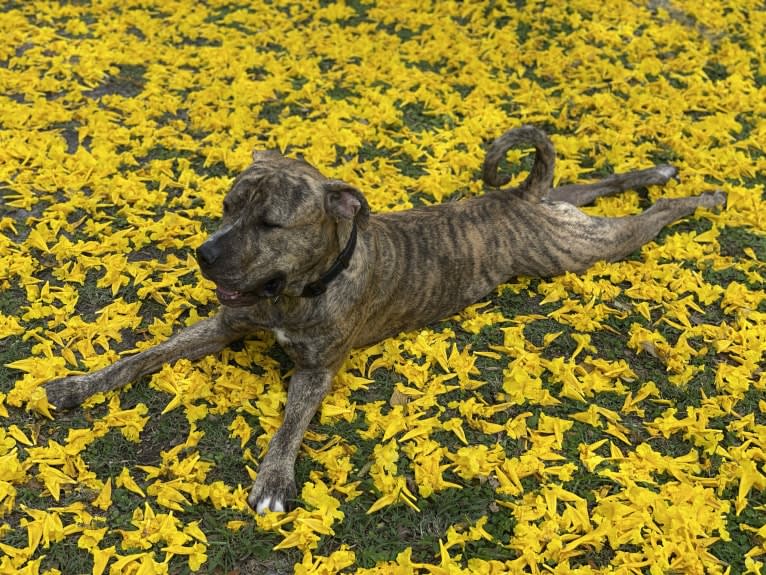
<box><xmin>301</xmin><ymin>221</ymin><xmax>357</xmax><ymax>298</ymax></box>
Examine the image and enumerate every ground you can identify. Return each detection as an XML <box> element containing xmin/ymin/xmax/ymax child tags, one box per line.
<box><xmin>0</xmin><ymin>1</ymin><xmax>765</xmax><ymax>574</ymax></box>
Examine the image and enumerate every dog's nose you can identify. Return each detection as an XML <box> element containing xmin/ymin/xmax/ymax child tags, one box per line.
<box><xmin>196</xmin><ymin>241</ymin><xmax>221</xmax><ymax>268</ymax></box>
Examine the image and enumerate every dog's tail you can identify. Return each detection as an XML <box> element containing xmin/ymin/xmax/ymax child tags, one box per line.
<box><xmin>482</xmin><ymin>125</ymin><xmax>555</xmax><ymax>203</ymax></box>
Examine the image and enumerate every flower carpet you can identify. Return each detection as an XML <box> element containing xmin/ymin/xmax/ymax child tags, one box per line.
<box><xmin>0</xmin><ymin>1</ymin><xmax>764</xmax><ymax>573</ymax></box>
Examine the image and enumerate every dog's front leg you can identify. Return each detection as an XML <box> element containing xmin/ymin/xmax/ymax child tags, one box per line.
<box><xmin>45</xmin><ymin>313</ymin><xmax>243</xmax><ymax>410</ymax></box>
<box><xmin>247</xmin><ymin>367</ymin><xmax>333</xmax><ymax>514</ymax></box>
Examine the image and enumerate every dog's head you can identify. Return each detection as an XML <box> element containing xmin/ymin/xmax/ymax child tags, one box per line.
<box><xmin>196</xmin><ymin>150</ymin><xmax>369</xmax><ymax>307</ymax></box>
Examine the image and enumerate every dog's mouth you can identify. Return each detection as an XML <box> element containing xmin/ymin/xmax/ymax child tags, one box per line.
<box><xmin>214</xmin><ymin>286</ymin><xmax>253</xmax><ymax>306</ymax></box>
<box><xmin>214</xmin><ymin>275</ymin><xmax>287</xmax><ymax>306</ymax></box>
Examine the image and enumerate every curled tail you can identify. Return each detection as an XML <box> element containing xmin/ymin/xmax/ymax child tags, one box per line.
<box><xmin>482</xmin><ymin>125</ymin><xmax>556</xmax><ymax>203</ymax></box>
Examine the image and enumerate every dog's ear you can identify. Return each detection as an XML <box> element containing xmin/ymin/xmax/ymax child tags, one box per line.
<box><xmin>251</xmin><ymin>149</ymin><xmax>282</xmax><ymax>162</ymax></box>
<box><xmin>323</xmin><ymin>180</ymin><xmax>370</xmax><ymax>227</ymax></box>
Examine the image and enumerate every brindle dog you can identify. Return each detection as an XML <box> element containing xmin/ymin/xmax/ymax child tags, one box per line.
<box><xmin>45</xmin><ymin>126</ymin><xmax>725</xmax><ymax>513</ymax></box>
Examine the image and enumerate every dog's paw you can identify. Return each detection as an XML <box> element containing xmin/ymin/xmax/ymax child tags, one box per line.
<box><xmin>655</xmin><ymin>165</ymin><xmax>679</xmax><ymax>183</ymax></box>
<box><xmin>247</xmin><ymin>466</ymin><xmax>297</xmax><ymax>515</ymax></box>
<box><xmin>44</xmin><ymin>376</ymin><xmax>91</xmax><ymax>410</ymax></box>
<box><xmin>703</xmin><ymin>190</ymin><xmax>727</xmax><ymax>211</ymax></box>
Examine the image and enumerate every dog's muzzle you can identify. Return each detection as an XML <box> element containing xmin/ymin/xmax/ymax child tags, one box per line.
<box><xmin>196</xmin><ymin>237</ymin><xmax>288</xmax><ymax>306</ymax></box>
<box><xmin>210</xmin><ymin>274</ymin><xmax>287</xmax><ymax>307</ymax></box>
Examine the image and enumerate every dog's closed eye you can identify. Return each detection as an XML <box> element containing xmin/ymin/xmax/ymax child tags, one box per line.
<box><xmin>260</xmin><ymin>219</ymin><xmax>281</xmax><ymax>229</ymax></box>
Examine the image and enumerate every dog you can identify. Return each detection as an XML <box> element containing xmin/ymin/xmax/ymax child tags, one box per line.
<box><xmin>45</xmin><ymin>126</ymin><xmax>726</xmax><ymax>514</ymax></box>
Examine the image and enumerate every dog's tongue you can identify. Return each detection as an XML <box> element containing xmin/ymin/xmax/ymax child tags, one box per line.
<box><xmin>216</xmin><ymin>286</ymin><xmax>241</xmax><ymax>298</ymax></box>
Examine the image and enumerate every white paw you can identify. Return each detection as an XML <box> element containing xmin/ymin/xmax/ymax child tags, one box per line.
<box><xmin>656</xmin><ymin>165</ymin><xmax>678</xmax><ymax>181</ymax></box>
<box><xmin>247</xmin><ymin>462</ymin><xmax>296</xmax><ymax>514</ymax></box>
<box><xmin>253</xmin><ymin>495</ymin><xmax>286</xmax><ymax>515</ymax></box>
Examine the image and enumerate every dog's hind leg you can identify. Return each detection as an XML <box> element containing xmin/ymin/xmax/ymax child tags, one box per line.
<box><xmin>596</xmin><ymin>191</ymin><xmax>727</xmax><ymax>262</ymax></box>
<box><xmin>518</xmin><ymin>190</ymin><xmax>726</xmax><ymax>278</ymax></box>
<box><xmin>547</xmin><ymin>165</ymin><xmax>679</xmax><ymax>207</ymax></box>
<box><xmin>45</xmin><ymin>314</ymin><xmax>244</xmax><ymax>410</ymax></box>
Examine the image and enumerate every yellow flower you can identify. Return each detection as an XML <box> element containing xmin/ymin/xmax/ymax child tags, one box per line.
<box><xmin>116</xmin><ymin>468</ymin><xmax>145</xmax><ymax>498</ymax></box>
<box><xmin>92</xmin><ymin>478</ymin><xmax>113</xmax><ymax>511</ymax></box>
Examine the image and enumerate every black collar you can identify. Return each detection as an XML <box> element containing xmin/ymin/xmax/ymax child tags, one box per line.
<box><xmin>301</xmin><ymin>222</ymin><xmax>357</xmax><ymax>298</ymax></box>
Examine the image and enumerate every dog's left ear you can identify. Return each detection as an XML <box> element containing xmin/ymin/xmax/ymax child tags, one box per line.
<box><xmin>251</xmin><ymin>149</ymin><xmax>282</xmax><ymax>162</ymax></box>
<box><xmin>323</xmin><ymin>180</ymin><xmax>370</xmax><ymax>227</ymax></box>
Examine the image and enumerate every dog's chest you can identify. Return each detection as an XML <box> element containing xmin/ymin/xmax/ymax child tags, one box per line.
<box><xmin>273</xmin><ymin>328</ymin><xmax>292</xmax><ymax>347</ymax></box>
<box><xmin>269</xmin><ymin>323</ymin><xmax>345</xmax><ymax>368</ymax></box>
